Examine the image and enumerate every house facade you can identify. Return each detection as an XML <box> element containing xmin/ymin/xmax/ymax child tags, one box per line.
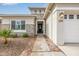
<box><xmin>0</xmin><ymin>3</ymin><xmax>79</xmax><ymax>46</ymax></box>
<box><xmin>0</xmin><ymin>7</ymin><xmax>46</xmax><ymax>36</ymax></box>
<box><xmin>44</xmin><ymin>3</ymin><xmax>79</xmax><ymax>45</ymax></box>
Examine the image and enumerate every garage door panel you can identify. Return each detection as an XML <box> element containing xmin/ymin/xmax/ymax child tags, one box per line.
<box><xmin>63</xmin><ymin>20</ymin><xmax>79</xmax><ymax>43</ymax></box>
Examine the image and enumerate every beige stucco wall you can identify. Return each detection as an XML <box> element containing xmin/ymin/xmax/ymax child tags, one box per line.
<box><xmin>25</xmin><ymin>24</ymin><xmax>35</xmax><ymax>36</ymax></box>
<box><xmin>56</xmin><ymin>3</ymin><xmax>79</xmax><ymax>8</ymax></box>
<box><xmin>1</xmin><ymin>24</ymin><xmax>10</xmax><ymax>30</ymax></box>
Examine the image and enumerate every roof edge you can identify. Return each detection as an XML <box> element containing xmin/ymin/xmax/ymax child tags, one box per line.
<box><xmin>0</xmin><ymin>14</ymin><xmax>36</xmax><ymax>17</ymax></box>
<box><xmin>43</xmin><ymin>3</ymin><xmax>55</xmax><ymax>20</ymax></box>
<box><xmin>28</xmin><ymin>7</ymin><xmax>46</xmax><ymax>11</ymax></box>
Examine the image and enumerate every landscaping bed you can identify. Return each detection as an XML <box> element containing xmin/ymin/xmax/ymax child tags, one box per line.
<box><xmin>0</xmin><ymin>37</ymin><xmax>36</xmax><ymax>56</ymax></box>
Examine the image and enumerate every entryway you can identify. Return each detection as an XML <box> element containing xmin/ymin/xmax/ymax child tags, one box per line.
<box><xmin>36</xmin><ymin>20</ymin><xmax>45</xmax><ymax>35</ymax></box>
<box><xmin>37</xmin><ymin>21</ymin><xmax>43</xmax><ymax>34</ymax></box>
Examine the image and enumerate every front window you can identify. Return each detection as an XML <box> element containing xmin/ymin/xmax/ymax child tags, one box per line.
<box><xmin>11</xmin><ymin>20</ymin><xmax>25</xmax><ymax>30</ymax></box>
<box><xmin>21</xmin><ymin>21</ymin><xmax>25</xmax><ymax>30</ymax></box>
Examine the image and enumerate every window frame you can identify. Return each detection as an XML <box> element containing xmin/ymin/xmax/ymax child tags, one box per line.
<box><xmin>11</xmin><ymin>20</ymin><xmax>25</xmax><ymax>30</ymax></box>
<box><xmin>21</xmin><ymin>21</ymin><xmax>25</xmax><ymax>30</ymax></box>
<box><xmin>69</xmin><ymin>15</ymin><xmax>74</xmax><ymax>19</ymax></box>
<box><xmin>11</xmin><ymin>21</ymin><xmax>15</xmax><ymax>30</ymax></box>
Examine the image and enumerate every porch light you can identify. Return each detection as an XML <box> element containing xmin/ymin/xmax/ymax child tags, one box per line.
<box><xmin>59</xmin><ymin>12</ymin><xmax>64</xmax><ymax>18</ymax></box>
<box><xmin>58</xmin><ymin>12</ymin><xmax>64</xmax><ymax>22</ymax></box>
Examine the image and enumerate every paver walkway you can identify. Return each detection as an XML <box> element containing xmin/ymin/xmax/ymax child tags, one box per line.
<box><xmin>32</xmin><ymin>35</ymin><xmax>50</xmax><ymax>52</ymax></box>
<box><xmin>30</xmin><ymin>35</ymin><xmax>65</xmax><ymax>56</ymax></box>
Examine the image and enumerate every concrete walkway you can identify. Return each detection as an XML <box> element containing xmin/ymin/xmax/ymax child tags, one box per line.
<box><xmin>31</xmin><ymin>35</ymin><xmax>65</xmax><ymax>56</ymax></box>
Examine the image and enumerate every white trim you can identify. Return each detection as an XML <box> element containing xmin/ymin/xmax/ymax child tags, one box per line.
<box><xmin>57</xmin><ymin>7</ymin><xmax>79</xmax><ymax>10</ymax></box>
<box><xmin>36</xmin><ymin>20</ymin><xmax>45</xmax><ymax>35</ymax></box>
<box><xmin>13</xmin><ymin>30</ymin><xmax>26</xmax><ymax>32</ymax></box>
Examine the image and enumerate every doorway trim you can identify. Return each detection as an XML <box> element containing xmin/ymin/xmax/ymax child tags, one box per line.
<box><xmin>36</xmin><ymin>20</ymin><xmax>45</xmax><ymax>35</ymax></box>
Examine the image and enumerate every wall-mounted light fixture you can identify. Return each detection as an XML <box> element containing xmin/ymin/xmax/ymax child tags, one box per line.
<box><xmin>59</xmin><ymin>12</ymin><xmax>64</xmax><ymax>18</ymax></box>
<box><xmin>58</xmin><ymin>12</ymin><xmax>64</xmax><ymax>22</ymax></box>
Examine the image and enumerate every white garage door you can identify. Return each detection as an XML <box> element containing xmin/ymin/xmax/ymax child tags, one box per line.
<box><xmin>63</xmin><ymin>15</ymin><xmax>79</xmax><ymax>43</ymax></box>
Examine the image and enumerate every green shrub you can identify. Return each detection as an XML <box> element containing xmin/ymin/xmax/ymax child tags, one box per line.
<box><xmin>22</xmin><ymin>33</ymin><xmax>29</xmax><ymax>37</ymax></box>
<box><xmin>0</xmin><ymin>29</ymin><xmax>11</xmax><ymax>44</ymax></box>
<box><xmin>10</xmin><ymin>33</ymin><xmax>18</xmax><ymax>38</ymax></box>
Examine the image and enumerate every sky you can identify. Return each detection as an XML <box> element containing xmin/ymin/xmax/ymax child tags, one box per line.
<box><xmin>0</xmin><ymin>3</ymin><xmax>48</xmax><ymax>14</ymax></box>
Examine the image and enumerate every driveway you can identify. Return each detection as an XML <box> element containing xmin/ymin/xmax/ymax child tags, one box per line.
<box><xmin>58</xmin><ymin>44</ymin><xmax>79</xmax><ymax>56</ymax></box>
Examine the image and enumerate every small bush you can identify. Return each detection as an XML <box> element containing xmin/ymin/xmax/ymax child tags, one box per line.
<box><xmin>10</xmin><ymin>33</ymin><xmax>18</xmax><ymax>38</ymax></box>
<box><xmin>22</xmin><ymin>33</ymin><xmax>29</xmax><ymax>38</ymax></box>
<box><xmin>0</xmin><ymin>29</ymin><xmax>11</xmax><ymax>44</ymax></box>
